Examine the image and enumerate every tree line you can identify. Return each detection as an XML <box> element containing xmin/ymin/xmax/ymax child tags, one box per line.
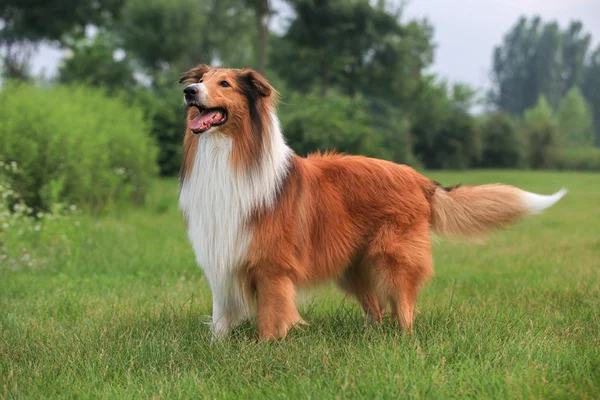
<box><xmin>2</xmin><ymin>0</ymin><xmax>599</xmax><ymax>174</ymax></box>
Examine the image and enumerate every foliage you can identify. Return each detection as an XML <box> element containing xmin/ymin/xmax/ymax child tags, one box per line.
<box><xmin>58</xmin><ymin>32</ymin><xmax>136</xmax><ymax>93</ymax></box>
<box><xmin>557</xmin><ymin>87</ymin><xmax>594</xmax><ymax>147</ymax></box>
<box><xmin>490</xmin><ymin>16</ymin><xmax>600</xmax><ymax>152</ymax></box>
<box><xmin>272</xmin><ymin>0</ymin><xmax>433</xmax><ymax>101</ymax></box>
<box><xmin>522</xmin><ymin>95</ymin><xmax>559</xmax><ymax>169</ymax></box>
<box><xmin>549</xmin><ymin>147</ymin><xmax>600</xmax><ymax>171</ymax></box>
<box><xmin>119</xmin><ymin>0</ymin><xmax>255</xmax><ymax>80</ymax></box>
<box><xmin>491</xmin><ymin>17</ymin><xmax>592</xmax><ymax>114</ymax></box>
<box><xmin>118</xmin><ymin>0</ymin><xmax>202</xmax><ymax>77</ymax></box>
<box><xmin>132</xmin><ymin>75</ymin><xmax>187</xmax><ymax>176</ymax></box>
<box><xmin>0</xmin><ymin>160</ymin><xmax>79</xmax><ymax>270</ymax></box>
<box><xmin>562</xmin><ymin>21</ymin><xmax>592</xmax><ymax>93</ymax></box>
<box><xmin>410</xmin><ymin>78</ymin><xmax>480</xmax><ymax>169</ymax></box>
<box><xmin>5</xmin><ymin>1</ymin><xmax>600</xmax><ymax>177</ymax></box>
<box><xmin>524</xmin><ymin>95</ymin><xmax>554</xmax><ymax>124</ymax></box>
<box><xmin>0</xmin><ymin>82</ymin><xmax>158</xmax><ymax>212</ymax></box>
<box><xmin>366</xmin><ymin>98</ymin><xmax>417</xmax><ymax>166</ymax></box>
<box><xmin>583</xmin><ymin>45</ymin><xmax>600</xmax><ymax>146</ymax></box>
<box><xmin>279</xmin><ymin>92</ymin><xmax>392</xmax><ymax>160</ymax></box>
<box><xmin>0</xmin><ymin>0</ymin><xmax>122</xmax><ymax>79</ymax></box>
<box><xmin>0</xmin><ymin>0</ymin><xmax>120</xmax><ymax>42</ymax></box>
<box><xmin>479</xmin><ymin>112</ymin><xmax>525</xmax><ymax>168</ymax></box>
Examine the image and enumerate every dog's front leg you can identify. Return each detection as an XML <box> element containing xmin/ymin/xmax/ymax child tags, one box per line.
<box><xmin>208</xmin><ymin>274</ymin><xmax>249</xmax><ymax>341</ymax></box>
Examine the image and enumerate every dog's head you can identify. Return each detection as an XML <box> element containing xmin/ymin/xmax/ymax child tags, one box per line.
<box><xmin>179</xmin><ymin>65</ymin><xmax>275</xmax><ymax>136</ymax></box>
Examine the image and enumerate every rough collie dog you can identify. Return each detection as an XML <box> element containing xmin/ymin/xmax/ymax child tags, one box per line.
<box><xmin>178</xmin><ymin>65</ymin><xmax>566</xmax><ymax>340</ymax></box>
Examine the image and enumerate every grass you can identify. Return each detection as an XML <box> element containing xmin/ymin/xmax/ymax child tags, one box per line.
<box><xmin>1</xmin><ymin>170</ymin><xmax>599</xmax><ymax>399</ymax></box>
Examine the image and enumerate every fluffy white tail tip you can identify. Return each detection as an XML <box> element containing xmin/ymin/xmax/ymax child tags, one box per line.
<box><xmin>520</xmin><ymin>188</ymin><xmax>567</xmax><ymax>215</ymax></box>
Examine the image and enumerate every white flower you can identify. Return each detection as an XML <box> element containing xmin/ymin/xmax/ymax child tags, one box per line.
<box><xmin>34</xmin><ymin>225</ymin><xmax>41</xmax><ymax>231</ymax></box>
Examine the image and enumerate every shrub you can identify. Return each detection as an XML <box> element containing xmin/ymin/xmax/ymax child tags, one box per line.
<box><xmin>549</xmin><ymin>147</ymin><xmax>600</xmax><ymax>171</ymax></box>
<box><xmin>557</xmin><ymin>87</ymin><xmax>595</xmax><ymax>147</ymax></box>
<box><xmin>479</xmin><ymin>112</ymin><xmax>525</xmax><ymax>168</ymax></box>
<box><xmin>410</xmin><ymin>79</ymin><xmax>481</xmax><ymax>169</ymax></box>
<box><xmin>366</xmin><ymin>98</ymin><xmax>419</xmax><ymax>166</ymax></box>
<box><xmin>0</xmin><ymin>160</ymin><xmax>78</xmax><ymax>270</ymax></box>
<box><xmin>523</xmin><ymin>95</ymin><xmax>559</xmax><ymax>169</ymax></box>
<box><xmin>132</xmin><ymin>78</ymin><xmax>186</xmax><ymax>176</ymax></box>
<box><xmin>0</xmin><ymin>82</ymin><xmax>158</xmax><ymax>212</ymax></box>
<box><xmin>279</xmin><ymin>92</ymin><xmax>393</xmax><ymax>160</ymax></box>
<box><xmin>523</xmin><ymin>120</ymin><xmax>559</xmax><ymax>169</ymax></box>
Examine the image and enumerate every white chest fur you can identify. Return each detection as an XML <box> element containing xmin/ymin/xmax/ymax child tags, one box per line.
<box><xmin>179</xmin><ymin>115</ymin><xmax>292</xmax><ymax>336</ymax></box>
<box><xmin>180</xmin><ymin>132</ymin><xmax>252</xmax><ymax>279</ymax></box>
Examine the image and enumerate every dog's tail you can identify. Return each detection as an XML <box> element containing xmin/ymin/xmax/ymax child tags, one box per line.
<box><xmin>428</xmin><ymin>183</ymin><xmax>566</xmax><ymax>238</ymax></box>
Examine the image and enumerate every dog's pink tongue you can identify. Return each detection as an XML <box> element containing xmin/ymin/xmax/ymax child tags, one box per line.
<box><xmin>188</xmin><ymin>110</ymin><xmax>219</xmax><ymax>131</ymax></box>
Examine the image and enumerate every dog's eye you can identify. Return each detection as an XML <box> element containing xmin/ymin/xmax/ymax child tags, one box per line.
<box><xmin>220</xmin><ymin>81</ymin><xmax>230</xmax><ymax>88</ymax></box>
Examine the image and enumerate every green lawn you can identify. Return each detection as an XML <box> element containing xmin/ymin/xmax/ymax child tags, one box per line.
<box><xmin>2</xmin><ymin>170</ymin><xmax>599</xmax><ymax>399</ymax></box>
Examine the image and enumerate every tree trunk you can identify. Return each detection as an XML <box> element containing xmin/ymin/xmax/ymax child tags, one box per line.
<box><xmin>255</xmin><ymin>0</ymin><xmax>269</xmax><ymax>74</ymax></box>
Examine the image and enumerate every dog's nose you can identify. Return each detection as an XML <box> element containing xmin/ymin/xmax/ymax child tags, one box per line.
<box><xmin>183</xmin><ymin>85</ymin><xmax>198</xmax><ymax>97</ymax></box>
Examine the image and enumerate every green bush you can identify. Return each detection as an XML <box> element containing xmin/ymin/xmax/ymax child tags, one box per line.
<box><xmin>0</xmin><ymin>82</ymin><xmax>158</xmax><ymax>212</ymax></box>
<box><xmin>279</xmin><ymin>92</ymin><xmax>393</xmax><ymax>160</ymax></box>
<box><xmin>479</xmin><ymin>112</ymin><xmax>525</xmax><ymax>168</ymax></box>
<box><xmin>410</xmin><ymin>79</ymin><xmax>481</xmax><ymax>169</ymax></box>
<box><xmin>132</xmin><ymin>77</ymin><xmax>186</xmax><ymax>176</ymax></box>
<box><xmin>522</xmin><ymin>95</ymin><xmax>559</xmax><ymax>169</ymax></box>
<box><xmin>523</xmin><ymin>119</ymin><xmax>559</xmax><ymax>169</ymax></box>
<box><xmin>549</xmin><ymin>147</ymin><xmax>600</xmax><ymax>171</ymax></box>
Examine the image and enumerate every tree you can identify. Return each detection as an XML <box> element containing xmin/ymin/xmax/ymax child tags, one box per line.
<box><xmin>118</xmin><ymin>0</ymin><xmax>255</xmax><ymax>83</ymax></box>
<box><xmin>58</xmin><ymin>32</ymin><xmax>136</xmax><ymax>93</ymax></box>
<box><xmin>522</xmin><ymin>95</ymin><xmax>559</xmax><ymax>168</ymax></box>
<box><xmin>491</xmin><ymin>17</ymin><xmax>593</xmax><ymax>115</ymax></box>
<box><xmin>479</xmin><ymin>112</ymin><xmax>524</xmax><ymax>168</ymax></box>
<box><xmin>118</xmin><ymin>0</ymin><xmax>203</xmax><ymax>80</ymax></box>
<box><xmin>583</xmin><ymin>45</ymin><xmax>600</xmax><ymax>146</ymax></box>
<box><xmin>557</xmin><ymin>87</ymin><xmax>594</xmax><ymax>147</ymax></box>
<box><xmin>273</xmin><ymin>0</ymin><xmax>433</xmax><ymax>101</ymax></box>
<box><xmin>410</xmin><ymin>78</ymin><xmax>480</xmax><ymax>169</ymax></box>
<box><xmin>491</xmin><ymin>17</ymin><xmax>542</xmax><ymax>114</ymax></box>
<box><xmin>525</xmin><ymin>94</ymin><xmax>554</xmax><ymax>124</ymax></box>
<box><xmin>131</xmin><ymin>73</ymin><xmax>187</xmax><ymax>176</ymax></box>
<box><xmin>245</xmin><ymin>0</ymin><xmax>270</xmax><ymax>74</ymax></box>
<box><xmin>561</xmin><ymin>21</ymin><xmax>591</xmax><ymax>93</ymax></box>
<box><xmin>279</xmin><ymin>92</ymin><xmax>392</xmax><ymax>159</ymax></box>
<box><xmin>0</xmin><ymin>0</ymin><xmax>121</xmax><ymax>79</ymax></box>
<box><xmin>533</xmin><ymin>22</ymin><xmax>563</xmax><ymax>110</ymax></box>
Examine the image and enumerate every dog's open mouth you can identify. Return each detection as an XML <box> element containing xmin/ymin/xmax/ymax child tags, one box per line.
<box><xmin>188</xmin><ymin>105</ymin><xmax>227</xmax><ymax>134</ymax></box>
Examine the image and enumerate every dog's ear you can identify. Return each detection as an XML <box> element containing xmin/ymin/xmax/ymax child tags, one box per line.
<box><xmin>179</xmin><ymin>64</ymin><xmax>211</xmax><ymax>84</ymax></box>
<box><xmin>237</xmin><ymin>68</ymin><xmax>273</xmax><ymax>98</ymax></box>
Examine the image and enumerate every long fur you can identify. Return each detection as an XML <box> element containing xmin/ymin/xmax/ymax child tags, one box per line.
<box><xmin>178</xmin><ymin>66</ymin><xmax>566</xmax><ymax>340</ymax></box>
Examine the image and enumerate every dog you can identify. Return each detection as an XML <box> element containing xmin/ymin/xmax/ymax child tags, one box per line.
<box><xmin>178</xmin><ymin>65</ymin><xmax>566</xmax><ymax>340</ymax></box>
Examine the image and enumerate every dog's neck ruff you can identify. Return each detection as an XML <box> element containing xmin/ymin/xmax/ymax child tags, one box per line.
<box><xmin>178</xmin><ymin>110</ymin><xmax>292</xmax><ymax>333</ymax></box>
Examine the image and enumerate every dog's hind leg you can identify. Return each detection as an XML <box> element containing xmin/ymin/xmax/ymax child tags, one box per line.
<box><xmin>337</xmin><ymin>263</ymin><xmax>385</xmax><ymax>325</ymax></box>
<box><xmin>366</xmin><ymin>221</ymin><xmax>433</xmax><ymax>332</ymax></box>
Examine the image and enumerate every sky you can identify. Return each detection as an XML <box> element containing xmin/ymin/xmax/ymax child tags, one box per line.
<box><xmin>402</xmin><ymin>0</ymin><xmax>600</xmax><ymax>90</ymax></box>
<box><xmin>31</xmin><ymin>0</ymin><xmax>600</xmax><ymax>92</ymax></box>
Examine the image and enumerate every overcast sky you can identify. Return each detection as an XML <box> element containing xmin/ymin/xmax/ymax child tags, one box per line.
<box><xmin>31</xmin><ymin>0</ymin><xmax>600</xmax><ymax>91</ymax></box>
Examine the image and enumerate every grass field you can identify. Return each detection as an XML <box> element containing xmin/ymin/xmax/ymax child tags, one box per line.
<box><xmin>1</xmin><ymin>170</ymin><xmax>599</xmax><ymax>399</ymax></box>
